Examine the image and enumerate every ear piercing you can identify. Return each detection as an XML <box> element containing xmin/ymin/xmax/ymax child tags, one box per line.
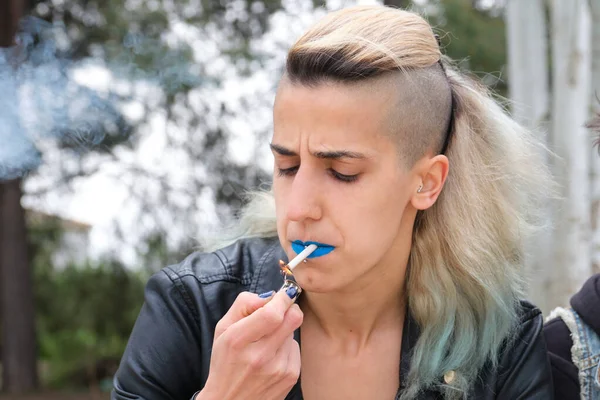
<box><xmin>417</xmin><ymin>185</ymin><xmax>423</xmax><ymax>193</ymax></box>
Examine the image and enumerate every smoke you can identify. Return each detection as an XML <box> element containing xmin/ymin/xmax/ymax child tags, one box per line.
<box><xmin>0</xmin><ymin>15</ymin><xmax>204</xmax><ymax>182</ymax></box>
<box><xmin>0</xmin><ymin>17</ymin><xmax>132</xmax><ymax>181</ymax></box>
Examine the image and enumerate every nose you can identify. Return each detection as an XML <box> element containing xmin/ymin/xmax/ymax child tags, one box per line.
<box><xmin>285</xmin><ymin>165</ymin><xmax>322</xmax><ymax>223</ymax></box>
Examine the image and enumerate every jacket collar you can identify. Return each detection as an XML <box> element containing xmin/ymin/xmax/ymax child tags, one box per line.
<box><xmin>399</xmin><ymin>306</ymin><xmax>420</xmax><ymax>391</ymax></box>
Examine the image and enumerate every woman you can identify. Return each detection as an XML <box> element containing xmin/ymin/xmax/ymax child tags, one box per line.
<box><xmin>544</xmin><ymin>273</ymin><xmax>600</xmax><ymax>400</ymax></box>
<box><xmin>112</xmin><ymin>5</ymin><xmax>554</xmax><ymax>400</ymax></box>
<box><xmin>544</xmin><ymin>113</ymin><xmax>600</xmax><ymax>400</ymax></box>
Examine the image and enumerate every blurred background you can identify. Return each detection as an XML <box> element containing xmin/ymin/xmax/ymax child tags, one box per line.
<box><xmin>0</xmin><ymin>0</ymin><xmax>598</xmax><ymax>398</ymax></box>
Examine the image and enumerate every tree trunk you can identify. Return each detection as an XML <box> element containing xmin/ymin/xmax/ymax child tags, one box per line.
<box><xmin>0</xmin><ymin>0</ymin><xmax>39</xmax><ymax>393</ymax></box>
<box><xmin>0</xmin><ymin>0</ymin><xmax>23</xmax><ymax>47</ymax></box>
<box><xmin>590</xmin><ymin>0</ymin><xmax>600</xmax><ymax>276</ymax></box>
<box><xmin>548</xmin><ymin>0</ymin><xmax>593</xmax><ymax>308</ymax></box>
<box><xmin>505</xmin><ymin>0</ymin><xmax>552</xmax><ymax>313</ymax></box>
<box><xmin>0</xmin><ymin>181</ymin><xmax>38</xmax><ymax>393</ymax></box>
<box><xmin>506</xmin><ymin>0</ymin><xmax>549</xmax><ymax>127</ymax></box>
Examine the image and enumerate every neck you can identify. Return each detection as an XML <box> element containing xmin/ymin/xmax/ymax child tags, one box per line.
<box><xmin>299</xmin><ymin>254</ymin><xmax>408</xmax><ymax>350</ymax></box>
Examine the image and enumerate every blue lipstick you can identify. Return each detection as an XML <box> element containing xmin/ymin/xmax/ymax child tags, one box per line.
<box><xmin>291</xmin><ymin>240</ymin><xmax>335</xmax><ymax>258</ymax></box>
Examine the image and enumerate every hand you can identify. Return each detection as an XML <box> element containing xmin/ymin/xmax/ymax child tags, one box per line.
<box><xmin>199</xmin><ymin>282</ymin><xmax>303</xmax><ymax>400</ymax></box>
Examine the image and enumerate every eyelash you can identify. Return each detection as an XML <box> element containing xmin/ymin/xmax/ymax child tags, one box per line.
<box><xmin>277</xmin><ymin>166</ymin><xmax>359</xmax><ymax>183</ymax></box>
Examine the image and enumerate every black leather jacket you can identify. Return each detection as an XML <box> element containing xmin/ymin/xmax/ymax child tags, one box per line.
<box><xmin>112</xmin><ymin>237</ymin><xmax>554</xmax><ymax>400</ymax></box>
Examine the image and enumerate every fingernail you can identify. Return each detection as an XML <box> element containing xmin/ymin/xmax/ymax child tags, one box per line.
<box><xmin>281</xmin><ymin>280</ymin><xmax>301</xmax><ymax>301</ymax></box>
<box><xmin>285</xmin><ymin>285</ymin><xmax>299</xmax><ymax>300</ymax></box>
<box><xmin>258</xmin><ymin>290</ymin><xmax>275</xmax><ymax>298</ymax></box>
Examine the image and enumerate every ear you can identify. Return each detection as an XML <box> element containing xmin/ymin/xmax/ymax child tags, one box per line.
<box><xmin>411</xmin><ymin>155</ymin><xmax>449</xmax><ymax>211</ymax></box>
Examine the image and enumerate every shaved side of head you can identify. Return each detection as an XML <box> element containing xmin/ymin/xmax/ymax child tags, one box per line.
<box><xmin>381</xmin><ymin>64</ymin><xmax>453</xmax><ymax>165</ymax></box>
<box><xmin>278</xmin><ymin>64</ymin><xmax>453</xmax><ymax>168</ymax></box>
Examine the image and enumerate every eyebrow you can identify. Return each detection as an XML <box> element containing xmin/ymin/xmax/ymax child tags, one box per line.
<box><xmin>269</xmin><ymin>143</ymin><xmax>368</xmax><ymax>160</ymax></box>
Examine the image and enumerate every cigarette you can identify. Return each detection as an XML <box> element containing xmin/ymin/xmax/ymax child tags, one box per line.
<box><xmin>287</xmin><ymin>244</ymin><xmax>318</xmax><ymax>271</ymax></box>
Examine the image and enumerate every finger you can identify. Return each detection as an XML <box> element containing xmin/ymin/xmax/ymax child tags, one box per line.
<box><xmin>262</xmin><ymin>304</ymin><xmax>303</xmax><ymax>352</ymax></box>
<box><xmin>224</xmin><ymin>284</ymin><xmax>300</xmax><ymax>345</ymax></box>
<box><xmin>264</xmin><ymin>335</ymin><xmax>298</xmax><ymax>386</ymax></box>
<box><xmin>264</xmin><ymin>334</ymin><xmax>290</xmax><ymax>380</ymax></box>
<box><xmin>214</xmin><ymin>290</ymin><xmax>275</xmax><ymax>338</ymax></box>
<box><xmin>285</xmin><ymin>338</ymin><xmax>301</xmax><ymax>386</ymax></box>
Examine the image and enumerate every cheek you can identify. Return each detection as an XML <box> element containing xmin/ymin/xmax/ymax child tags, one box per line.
<box><xmin>273</xmin><ymin>181</ymin><xmax>288</xmax><ymax>234</ymax></box>
<box><xmin>339</xmin><ymin>185</ymin><xmax>408</xmax><ymax>252</ymax></box>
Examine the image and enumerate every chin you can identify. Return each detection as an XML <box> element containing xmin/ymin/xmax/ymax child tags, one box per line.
<box><xmin>293</xmin><ymin>268</ymin><xmax>347</xmax><ymax>293</ymax></box>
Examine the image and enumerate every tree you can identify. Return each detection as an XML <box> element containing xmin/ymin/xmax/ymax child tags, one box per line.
<box><xmin>19</xmin><ymin>0</ymin><xmax>284</xmax><ymax>257</ymax></box>
<box><xmin>383</xmin><ymin>0</ymin><xmax>413</xmax><ymax>8</ymax></box>
<box><xmin>0</xmin><ymin>182</ymin><xmax>38</xmax><ymax>393</ymax></box>
<box><xmin>1</xmin><ymin>0</ymin><xmax>134</xmax><ymax>391</ymax></box>
<box><xmin>401</xmin><ymin>0</ymin><xmax>508</xmax><ymax>95</ymax></box>
<box><xmin>0</xmin><ymin>0</ymin><xmax>39</xmax><ymax>393</ymax></box>
<box><xmin>548</xmin><ymin>0</ymin><xmax>593</xmax><ymax>306</ymax></box>
<box><xmin>590</xmin><ymin>0</ymin><xmax>600</xmax><ymax>276</ymax></box>
<box><xmin>505</xmin><ymin>0</ymin><xmax>549</xmax><ymax>127</ymax></box>
<box><xmin>505</xmin><ymin>0</ymin><xmax>552</xmax><ymax>312</ymax></box>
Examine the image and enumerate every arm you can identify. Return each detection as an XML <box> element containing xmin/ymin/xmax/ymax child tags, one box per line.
<box><xmin>496</xmin><ymin>304</ymin><xmax>554</xmax><ymax>399</ymax></box>
<box><xmin>111</xmin><ymin>270</ymin><xmax>204</xmax><ymax>400</ymax></box>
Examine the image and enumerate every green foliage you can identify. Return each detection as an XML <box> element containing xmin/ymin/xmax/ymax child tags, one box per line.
<box><xmin>34</xmin><ymin>260</ymin><xmax>146</xmax><ymax>389</ymax></box>
<box><xmin>428</xmin><ymin>0</ymin><xmax>508</xmax><ymax>94</ymax></box>
<box><xmin>29</xmin><ymin>216</ymin><xmax>146</xmax><ymax>389</ymax></box>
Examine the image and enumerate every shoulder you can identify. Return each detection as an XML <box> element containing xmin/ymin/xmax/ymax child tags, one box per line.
<box><xmin>490</xmin><ymin>300</ymin><xmax>554</xmax><ymax>398</ymax></box>
<box><xmin>543</xmin><ymin>310</ymin><xmax>580</xmax><ymax>399</ymax></box>
<box><xmin>543</xmin><ymin>307</ymin><xmax>575</xmax><ymax>360</ymax></box>
<box><xmin>503</xmin><ymin>300</ymin><xmax>549</xmax><ymax>368</ymax></box>
<box><xmin>543</xmin><ymin>316</ymin><xmax>573</xmax><ymax>358</ymax></box>
<box><xmin>508</xmin><ymin>299</ymin><xmax>543</xmax><ymax>341</ymax></box>
<box><xmin>154</xmin><ymin>236</ymin><xmax>286</xmax><ymax>300</ymax></box>
<box><xmin>516</xmin><ymin>299</ymin><xmax>542</xmax><ymax>324</ymax></box>
<box><xmin>502</xmin><ymin>300</ymin><xmax>545</xmax><ymax>358</ymax></box>
<box><xmin>112</xmin><ymin>237</ymin><xmax>287</xmax><ymax>400</ymax></box>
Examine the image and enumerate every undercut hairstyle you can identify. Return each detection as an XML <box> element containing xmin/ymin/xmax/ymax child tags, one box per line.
<box><xmin>201</xmin><ymin>5</ymin><xmax>554</xmax><ymax>399</ymax></box>
<box><xmin>284</xmin><ymin>8</ymin><xmax>453</xmax><ymax>165</ymax></box>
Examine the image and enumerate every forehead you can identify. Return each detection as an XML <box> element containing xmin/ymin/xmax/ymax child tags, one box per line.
<box><xmin>273</xmin><ymin>79</ymin><xmax>397</xmax><ymax>147</ymax></box>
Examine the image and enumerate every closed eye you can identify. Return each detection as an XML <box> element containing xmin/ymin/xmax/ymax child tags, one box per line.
<box><xmin>329</xmin><ymin>169</ymin><xmax>359</xmax><ymax>183</ymax></box>
<box><xmin>277</xmin><ymin>166</ymin><xmax>299</xmax><ymax>177</ymax></box>
<box><xmin>277</xmin><ymin>166</ymin><xmax>359</xmax><ymax>183</ymax></box>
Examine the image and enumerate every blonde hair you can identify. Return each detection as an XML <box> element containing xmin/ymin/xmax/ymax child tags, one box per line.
<box><xmin>203</xmin><ymin>5</ymin><xmax>553</xmax><ymax>399</ymax></box>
